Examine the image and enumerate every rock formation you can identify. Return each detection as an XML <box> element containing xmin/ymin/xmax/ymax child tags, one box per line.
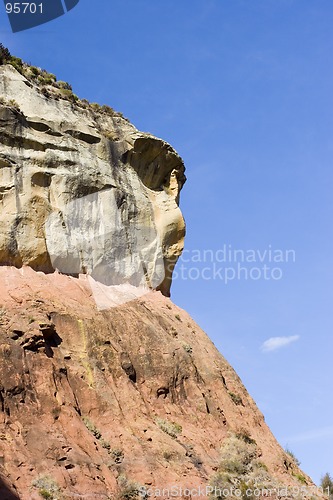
<box><xmin>0</xmin><ymin>64</ymin><xmax>185</xmax><ymax>297</ymax></box>
<box><xmin>0</xmin><ymin>60</ymin><xmax>319</xmax><ymax>499</ymax></box>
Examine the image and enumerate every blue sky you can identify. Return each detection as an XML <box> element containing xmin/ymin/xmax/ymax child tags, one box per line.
<box><xmin>1</xmin><ymin>0</ymin><xmax>332</xmax><ymax>485</ymax></box>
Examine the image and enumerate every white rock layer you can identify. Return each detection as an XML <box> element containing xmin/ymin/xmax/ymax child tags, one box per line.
<box><xmin>0</xmin><ymin>65</ymin><xmax>186</xmax><ymax>296</ymax></box>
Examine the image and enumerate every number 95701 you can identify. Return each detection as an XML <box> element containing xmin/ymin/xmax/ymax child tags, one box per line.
<box><xmin>6</xmin><ymin>3</ymin><xmax>43</xmax><ymax>14</ymax></box>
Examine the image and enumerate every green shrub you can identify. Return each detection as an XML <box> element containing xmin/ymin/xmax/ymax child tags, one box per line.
<box><xmin>254</xmin><ymin>460</ymin><xmax>268</xmax><ymax>471</ymax></box>
<box><xmin>155</xmin><ymin>417</ymin><xmax>182</xmax><ymax>439</ymax></box>
<box><xmin>8</xmin><ymin>99</ymin><xmax>20</xmax><ymax>110</ymax></box>
<box><xmin>0</xmin><ymin>97</ymin><xmax>19</xmax><ymax>108</ymax></box>
<box><xmin>293</xmin><ymin>473</ymin><xmax>307</xmax><ymax>484</ymax></box>
<box><xmin>238</xmin><ymin>480</ymin><xmax>257</xmax><ymax>500</ymax></box>
<box><xmin>82</xmin><ymin>416</ymin><xmax>102</xmax><ymax>439</ymax></box>
<box><xmin>101</xmin><ymin>104</ymin><xmax>115</xmax><ymax>115</ymax></box>
<box><xmin>9</xmin><ymin>56</ymin><xmax>23</xmax><ymax>74</ymax></box>
<box><xmin>209</xmin><ymin>434</ymin><xmax>276</xmax><ymax>499</ymax></box>
<box><xmin>90</xmin><ymin>102</ymin><xmax>101</xmax><ymax>111</ymax></box>
<box><xmin>58</xmin><ymin>88</ymin><xmax>78</xmax><ymax>103</ymax></box>
<box><xmin>109</xmin><ymin>448</ymin><xmax>124</xmax><ymax>463</ymax></box>
<box><xmin>101</xmin><ymin>438</ymin><xmax>111</xmax><ymax>450</ymax></box>
<box><xmin>32</xmin><ymin>475</ymin><xmax>62</xmax><ymax>499</ymax></box>
<box><xmin>43</xmin><ymin>77</ymin><xmax>55</xmax><ymax>85</ymax></box>
<box><xmin>208</xmin><ymin>472</ymin><xmax>233</xmax><ymax>499</ymax></box>
<box><xmin>39</xmin><ymin>490</ymin><xmax>52</xmax><ymax>499</ymax></box>
<box><xmin>235</xmin><ymin>429</ymin><xmax>256</xmax><ymax>445</ymax></box>
<box><xmin>41</xmin><ymin>87</ymin><xmax>51</xmax><ymax>98</ymax></box>
<box><xmin>183</xmin><ymin>344</ymin><xmax>193</xmax><ymax>354</ymax></box>
<box><xmin>30</xmin><ymin>66</ymin><xmax>40</xmax><ymax>76</ymax></box>
<box><xmin>115</xmin><ymin>111</ymin><xmax>130</xmax><ymax>122</ymax></box>
<box><xmin>228</xmin><ymin>392</ymin><xmax>243</xmax><ymax>406</ymax></box>
<box><xmin>80</xmin><ymin>98</ymin><xmax>90</xmax><ymax>107</ymax></box>
<box><xmin>0</xmin><ymin>43</ymin><xmax>11</xmax><ymax>65</ymax></box>
<box><xmin>219</xmin><ymin>434</ymin><xmax>257</xmax><ymax>475</ymax></box>
<box><xmin>57</xmin><ymin>80</ymin><xmax>72</xmax><ymax>90</ymax></box>
<box><xmin>117</xmin><ymin>475</ymin><xmax>142</xmax><ymax>500</ymax></box>
<box><xmin>162</xmin><ymin>450</ymin><xmax>174</xmax><ymax>461</ymax></box>
<box><xmin>285</xmin><ymin>448</ymin><xmax>301</xmax><ymax>466</ymax></box>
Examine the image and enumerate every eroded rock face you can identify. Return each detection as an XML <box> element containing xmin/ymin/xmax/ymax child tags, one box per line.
<box><xmin>0</xmin><ymin>268</ymin><xmax>314</xmax><ymax>499</ymax></box>
<box><xmin>0</xmin><ymin>64</ymin><xmax>319</xmax><ymax>500</ymax></box>
<box><xmin>0</xmin><ymin>65</ymin><xmax>186</xmax><ymax>296</ymax></box>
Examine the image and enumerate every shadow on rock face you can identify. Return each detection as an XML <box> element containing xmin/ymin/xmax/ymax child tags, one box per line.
<box><xmin>0</xmin><ymin>476</ymin><xmax>20</xmax><ymax>499</ymax></box>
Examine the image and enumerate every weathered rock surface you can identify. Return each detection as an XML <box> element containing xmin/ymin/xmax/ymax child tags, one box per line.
<box><xmin>0</xmin><ymin>64</ymin><xmax>186</xmax><ymax>296</ymax></box>
<box><xmin>0</xmin><ymin>62</ymin><xmax>319</xmax><ymax>500</ymax></box>
<box><xmin>0</xmin><ymin>268</ymin><xmax>315</xmax><ymax>499</ymax></box>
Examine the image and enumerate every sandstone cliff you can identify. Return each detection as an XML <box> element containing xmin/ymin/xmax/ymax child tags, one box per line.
<box><xmin>0</xmin><ymin>63</ymin><xmax>185</xmax><ymax>297</ymax></box>
<box><xmin>0</xmin><ymin>60</ymin><xmax>318</xmax><ymax>500</ymax></box>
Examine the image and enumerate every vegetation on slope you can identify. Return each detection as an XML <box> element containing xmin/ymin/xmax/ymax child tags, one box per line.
<box><xmin>0</xmin><ymin>42</ymin><xmax>128</xmax><ymax>120</ymax></box>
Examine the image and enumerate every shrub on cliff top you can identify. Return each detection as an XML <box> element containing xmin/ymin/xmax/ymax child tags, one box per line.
<box><xmin>0</xmin><ymin>43</ymin><xmax>11</xmax><ymax>64</ymax></box>
<box><xmin>0</xmin><ymin>44</ymin><xmax>24</xmax><ymax>73</ymax></box>
<box><xmin>285</xmin><ymin>448</ymin><xmax>301</xmax><ymax>466</ymax></box>
<box><xmin>8</xmin><ymin>55</ymin><xmax>23</xmax><ymax>73</ymax></box>
<box><xmin>0</xmin><ymin>46</ymin><xmax>128</xmax><ymax>119</ymax></box>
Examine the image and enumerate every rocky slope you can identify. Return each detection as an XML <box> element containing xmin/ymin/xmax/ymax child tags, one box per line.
<box><xmin>0</xmin><ymin>61</ymin><xmax>319</xmax><ymax>499</ymax></box>
<box><xmin>0</xmin><ymin>268</ymin><xmax>315</xmax><ymax>499</ymax></box>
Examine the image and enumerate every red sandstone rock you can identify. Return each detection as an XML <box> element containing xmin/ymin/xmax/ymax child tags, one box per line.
<box><xmin>0</xmin><ymin>267</ymin><xmax>317</xmax><ymax>499</ymax></box>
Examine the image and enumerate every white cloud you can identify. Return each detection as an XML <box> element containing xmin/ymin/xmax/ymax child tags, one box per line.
<box><xmin>261</xmin><ymin>335</ymin><xmax>300</xmax><ymax>352</ymax></box>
